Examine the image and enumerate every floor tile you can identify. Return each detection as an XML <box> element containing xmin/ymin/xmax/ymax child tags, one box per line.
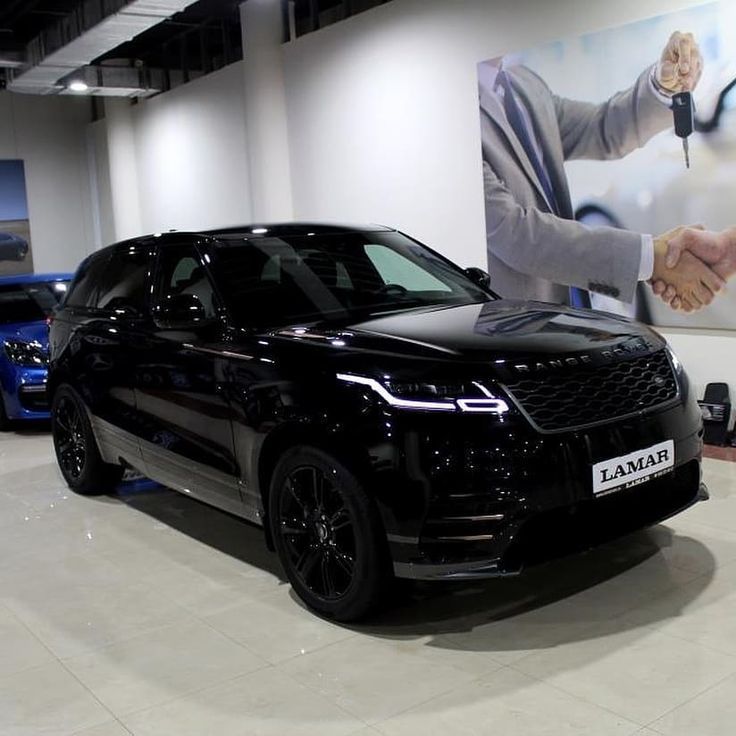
<box><xmin>204</xmin><ymin>589</ymin><xmax>355</xmax><ymax>664</ymax></box>
<box><xmin>3</xmin><ymin>557</ymin><xmax>194</xmax><ymax>658</ymax></box>
<box><xmin>621</xmin><ymin>561</ymin><xmax>736</xmax><ymax>657</ymax></box>
<box><xmin>513</xmin><ymin>624</ymin><xmax>736</xmax><ymax>723</ymax></box>
<box><xmin>0</xmin><ymin>661</ymin><xmax>111</xmax><ymax>736</ymax></box>
<box><xmin>64</xmin><ymin>619</ymin><xmax>269</xmax><ymax>716</ymax></box>
<box><xmin>72</xmin><ymin>722</ymin><xmax>133</xmax><ymax>736</ymax></box>
<box><xmin>443</xmin><ymin>549</ymin><xmax>698</xmax><ymax>665</ymax></box>
<box><xmin>0</xmin><ymin>604</ymin><xmax>55</xmax><ymax>678</ymax></box>
<box><xmin>374</xmin><ymin>667</ymin><xmax>639</xmax><ymax>735</ymax></box>
<box><xmin>280</xmin><ymin>634</ymin><xmax>499</xmax><ymax>724</ymax></box>
<box><xmin>122</xmin><ymin>667</ymin><xmax>363</xmax><ymax>736</ymax></box>
<box><xmin>650</xmin><ymin>671</ymin><xmax>736</xmax><ymax>735</ymax></box>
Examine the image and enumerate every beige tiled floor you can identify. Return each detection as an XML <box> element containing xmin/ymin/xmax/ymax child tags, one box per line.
<box><xmin>2</xmin><ymin>427</ymin><xmax>736</xmax><ymax>735</ymax></box>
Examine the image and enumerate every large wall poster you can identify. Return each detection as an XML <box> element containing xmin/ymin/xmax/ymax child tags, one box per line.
<box><xmin>0</xmin><ymin>160</ymin><xmax>33</xmax><ymax>277</ymax></box>
<box><xmin>477</xmin><ymin>2</ymin><xmax>736</xmax><ymax>329</ymax></box>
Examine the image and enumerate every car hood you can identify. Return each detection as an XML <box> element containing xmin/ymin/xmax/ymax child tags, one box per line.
<box><xmin>271</xmin><ymin>301</ymin><xmax>664</xmax><ymax>364</ymax></box>
<box><xmin>0</xmin><ymin>321</ymin><xmax>49</xmax><ymax>350</ymax></box>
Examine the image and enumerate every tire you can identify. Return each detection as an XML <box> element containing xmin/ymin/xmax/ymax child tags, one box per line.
<box><xmin>269</xmin><ymin>446</ymin><xmax>391</xmax><ymax>621</ymax></box>
<box><xmin>51</xmin><ymin>384</ymin><xmax>123</xmax><ymax>495</ymax></box>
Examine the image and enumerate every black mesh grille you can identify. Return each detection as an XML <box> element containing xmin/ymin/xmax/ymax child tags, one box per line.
<box><xmin>503</xmin><ymin>350</ymin><xmax>677</xmax><ymax>432</ymax></box>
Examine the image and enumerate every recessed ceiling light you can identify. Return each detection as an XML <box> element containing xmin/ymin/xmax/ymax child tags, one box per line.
<box><xmin>68</xmin><ymin>80</ymin><xmax>88</xmax><ymax>92</ymax></box>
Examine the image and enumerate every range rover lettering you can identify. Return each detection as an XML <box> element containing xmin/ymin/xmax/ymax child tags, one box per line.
<box><xmin>48</xmin><ymin>223</ymin><xmax>707</xmax><ymax>620</ymax></box>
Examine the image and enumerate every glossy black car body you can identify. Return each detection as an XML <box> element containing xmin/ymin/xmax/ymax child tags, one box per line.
<box><xmin>49</xmin><ymin>223</ymin><xmax>706</xmax><ymax>618</ymax></box>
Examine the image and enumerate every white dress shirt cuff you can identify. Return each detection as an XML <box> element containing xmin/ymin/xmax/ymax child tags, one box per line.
<box><xmin>639</xmin><ymin>234</ymin><xmax>655</xmax><ymax>280</ymax></box>
<box><xmin>649</xmin><ymin>64</ymin><xmax>674</xmax><ymax>106</ymax></box>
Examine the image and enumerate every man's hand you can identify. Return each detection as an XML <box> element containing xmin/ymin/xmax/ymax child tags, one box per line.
<box><xmin>653</xmin><ymin>227</ymin><xmax>736</xmax><ymax>309</ymax></box>
<box><xmin>651</xmin><ymin>227</ymin><xmax>725</xmax><ymax>312</ymax></box>
<box><xmin>656</xmin><ymin>31</ymin><xmax>703</xmax><ymax>94</ymax></box>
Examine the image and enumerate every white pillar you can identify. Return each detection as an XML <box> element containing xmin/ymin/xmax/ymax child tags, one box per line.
<box><xmin>240</xmin><ymin>0</ymin><xmax>294</xmax><ymax>222</ymax></box>
<box><xmin>104</xmin><ymin>98</ymin><xmax>143</xmax><ymax>240</ymax></box>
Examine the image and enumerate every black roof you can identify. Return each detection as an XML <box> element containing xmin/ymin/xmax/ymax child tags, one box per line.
<box><xmin>205</xmin><ymin>222</ymin><xmax>394</xmax><ymax>238</ymax></box>
<box><xmin>97</xmin><ymin>222</ymin><xmax>396</xmax><ymax>254</ymax></box>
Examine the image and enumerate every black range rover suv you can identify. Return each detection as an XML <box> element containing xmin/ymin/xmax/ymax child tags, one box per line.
<box><xmin>48</xmin><ymin>223</ymin><xmax>706</xmax><ymax>620</ymax></box>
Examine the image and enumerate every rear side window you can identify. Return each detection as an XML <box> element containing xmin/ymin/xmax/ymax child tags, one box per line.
<box><xmin>65</xmin><ymin>253</ymin><xmax>110</xmax><ymax>308</ymax></box>
<box><xmin>95</xmin><ymin>247</ymin><xmax>153</xmax><ymax>315</ymax></box>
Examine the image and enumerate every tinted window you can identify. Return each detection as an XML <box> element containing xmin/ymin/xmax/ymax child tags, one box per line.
<box><xmin>66</xmin><ymin>253</ymin><xmax>111</xmax><ymax>308</ymax></box>
<box><xmin>0</xmin><ymin>281</ymin><xmax>70</xmax><ymax>324</ymax></box>
<box><xmin>155</xmin><ymin>245</ymin><xmax>218</xmax><ymax>319</ymax></box>
<box><xmin>209</xmin><ymin>231</ymin><xmax>490</xmax><ymax>329</ymax></box>
<box><xmin>95</xmin><ymin>247</ymin><xmax>153</xmax><ymax>315</ymax></box>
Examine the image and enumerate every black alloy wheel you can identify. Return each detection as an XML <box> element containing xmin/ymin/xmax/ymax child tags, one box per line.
<box><xmin>51</xmin><ymin>384</ymin><xmax>123</xmax><ymax>495</ymax></box>
<box><xmin>270</xmin><ymin>446</ymin><xmax>390</xmax><ymax>621</ymax></box>
<box><xmin>54</xmin><ymin>394</ymin><xmax>88</xmax><ymax>481</ymax></box>
<box><xmin>280</xmin><ymin>464</ymin><xmax>357</xmax><ymax>600</ymax></box>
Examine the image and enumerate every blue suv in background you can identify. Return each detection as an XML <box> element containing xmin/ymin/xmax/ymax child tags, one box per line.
<box><xmin>0</xmin><ymin>273</ymin><xmax>71</xmax><ymax>429</ymax></box>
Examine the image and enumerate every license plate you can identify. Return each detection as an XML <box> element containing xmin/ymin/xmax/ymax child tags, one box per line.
<box><xmin>592</xmin><ymin>440</ymin><xmax>675</xmax><ymax>497</ymax></box>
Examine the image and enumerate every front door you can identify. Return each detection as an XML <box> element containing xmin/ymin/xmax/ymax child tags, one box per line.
<box><xmin>135</xmin><ymin>243</ymin><xmax>241</xmax><ymax>514</ymax></box>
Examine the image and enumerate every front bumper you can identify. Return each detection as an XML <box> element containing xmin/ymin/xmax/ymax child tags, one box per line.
<box><xmin>364</xmin><ymin>396</ymin><xmax>705</xmax><ymax>580</ymax></box>
<box><xmin>0</xmin><ymin>363</ymin><xmax>50</xmax><ymax>420</ymax></box>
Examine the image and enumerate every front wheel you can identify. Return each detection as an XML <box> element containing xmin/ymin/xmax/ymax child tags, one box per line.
<box><xmin>51</xmin><ymin>384</ymin><xmax>123</xmax><ymax>495</ymax></box>
<box><xmin>269</xmin><ymin>446</ymin><xmax>391</xmax><ymax>621</ymax></box>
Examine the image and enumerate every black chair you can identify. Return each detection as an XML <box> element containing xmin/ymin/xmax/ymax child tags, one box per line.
<box><xmin>699</xmin><ymin>382</ymin><xmax>731</xmax><ymax>446</ymax></box>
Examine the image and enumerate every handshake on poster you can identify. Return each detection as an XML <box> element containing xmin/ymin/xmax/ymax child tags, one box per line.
<box><xmin>651</xmin><ymin>226</ymin><xmax>736</xmax><ymax>312</ymax></box>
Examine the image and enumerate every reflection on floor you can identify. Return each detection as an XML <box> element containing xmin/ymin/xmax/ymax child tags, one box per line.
<box><xmin>2</xmin><ymin>427</ymin><xmax>736</xmax><ymax>735</ymax></box>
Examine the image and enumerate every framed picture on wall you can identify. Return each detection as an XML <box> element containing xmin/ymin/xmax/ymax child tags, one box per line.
<box><xmin>0</xmin><ymin>159</ymin><xmax>33</xmax><ymax>276</ymax></box>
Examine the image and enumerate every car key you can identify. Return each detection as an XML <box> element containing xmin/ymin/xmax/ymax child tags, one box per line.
<box><xmin>672</xmin><ymin>91</ymin><xmax>694</xmax><ymax>168</ymax></box>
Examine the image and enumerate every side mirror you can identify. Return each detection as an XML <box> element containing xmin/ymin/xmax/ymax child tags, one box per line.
<box><xmin>153</xmin><ymin>294</ymin><xmax>216</xmax><ymax>331</ymax></box>
<box><xmin>465</xmin><ymin>267</ymin><xmax>491</xmax><ymax>289</ymax></box>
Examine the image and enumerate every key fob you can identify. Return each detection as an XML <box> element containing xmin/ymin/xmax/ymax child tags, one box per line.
<box><xmin>672</xmin><ymin>91</ymin><xmax>694</xmax><ymax>138</ymax></box>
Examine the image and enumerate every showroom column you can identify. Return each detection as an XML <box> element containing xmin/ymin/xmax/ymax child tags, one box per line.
<box><xmin>240</xmin><ymin>0</ymin><xmax>294</xmax><ymax>221</ymax></box>
<box><xmin>104</xmin><ymin>99</ymin><xmax>143</xmax><ymax>240</ymax></box>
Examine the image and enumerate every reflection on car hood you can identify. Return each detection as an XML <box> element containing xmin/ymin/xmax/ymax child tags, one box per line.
<box><xmin>0</xmin><ymin>321</ymin><xmax>49</xmax><ymax>350</ymax></box>
<box><xmin>272</xmin><ymin>301</ymin><xmax>663</xmax><ymax>362</ymax></box>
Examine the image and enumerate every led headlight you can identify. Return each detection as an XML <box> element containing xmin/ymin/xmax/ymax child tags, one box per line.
<box><xmin>665</xmin><ymin>344</ymin><xmax>684</xmax><ymax>376</ymax></box>
<box><xmin>337</xmin><ymin>373</ymin><xmax>509</xmax><ymax>414</ymax></box>
<box><xmin>3</xmin><ymin>339</ymin><xmax>48</xmax><ymax>367</ymax></box>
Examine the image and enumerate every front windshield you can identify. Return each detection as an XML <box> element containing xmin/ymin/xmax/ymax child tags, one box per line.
<box><xmin>209</xmin><ymin>231</ymin><xmax>491</xmax><ymax>328</ymax></box>
<box><xmin>0</xmin><ymin>281</ymin><xmax>69</xmax><ymax>324</ymax></box>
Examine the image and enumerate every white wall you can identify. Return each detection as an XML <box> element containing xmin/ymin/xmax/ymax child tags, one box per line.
<box><xmin>93</xmin><ymin>61</ymin><xmax>253</xmax><ymax>242</ymax></box>
<box><xmin>0</xmin><ymin>91</ymin><xmax>95</xmax><ymax>272</ymax></box>
<box><xmin>281</xmin><ymin>0</ymin><xmax>731</xmax><ymax>399</ymax></box>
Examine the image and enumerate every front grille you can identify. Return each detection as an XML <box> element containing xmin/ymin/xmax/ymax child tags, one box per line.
<box><xmin>503</xmin><ymin>350</ymin><xmax>678</xmax><ymax>432</ymax></box>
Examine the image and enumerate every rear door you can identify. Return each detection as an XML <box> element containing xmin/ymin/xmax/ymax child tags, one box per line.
<box><xmin>134</xmin><ymin>242</ymin><xmax>241</xmax><ymax>514</ymax></box>
<box><xmin>55</xmin><ymin>245</ymin><xmax>155</xmax><ymax>469</ymax></box>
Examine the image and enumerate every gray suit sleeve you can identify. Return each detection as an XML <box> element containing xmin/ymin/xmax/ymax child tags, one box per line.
<box><xmin>552</xmin><ymin>66</ymin><xmax>672</xmax><ymax>161</ymax></box>
<box><xmin>483</xmin><ymin>162</ymin><xmax>642</xmax><ymax>302</ymax></box>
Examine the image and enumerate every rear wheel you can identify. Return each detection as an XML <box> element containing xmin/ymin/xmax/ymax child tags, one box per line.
<box><xmin>269</xmin><ymin>446</ymin><xmax>391</xmax><ymax>621</ymax></box>
<box><xmin>51</xmin><ymin>384</ymin><xmax>123</xmax><ymax>495</ymax></box>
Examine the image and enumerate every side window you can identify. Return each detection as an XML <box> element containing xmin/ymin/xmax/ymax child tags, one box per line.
<box><xmin>155</xmin><ymin>245</ymin><xmax>217</xmax><ymax>318</ymax></box>
<box><xmin>364</xmin><ymin>244</ymin><xmax>451</xmax><ymax>292</ymax></box>
<box><xmin>65</xmin><ymin>253</ymin><xmax>111</xmax><ymax>308</ymax></box>
<box><xmin>95</xmin><ymin>247</ymin><xmax>153</xmax><ymax>315</ymax></box>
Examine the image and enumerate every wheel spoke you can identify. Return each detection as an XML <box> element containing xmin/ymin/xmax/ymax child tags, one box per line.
<box><xmin>332</xmin><ymin>549</ymin><xmax>355</xmax><ymax>577</ymax></box>
<box><xmin>320</xmin><ymin>553</ymin><xmax>337</xmax><ymax>597</ymax></box>
<box><xmin>310</xmin><ymin>466</ymin><xmax>325</xmax><ymax>511</ymax></box>
<box><xmin>295</xmin><ymin>545</ymin><xmax>322</xmax><ymax>580</ymax></box>
<box><xmin>286</xmin><ymin>479</ymin><xmax>310</xmax><ymax>515</ymax></box>
<box><xmin>55</xmin><ymin>415</ymin><xmax>72</xmax><ymax>435</ymax></box>
<box><xmin>330</xmin><ymin>507</ymin><xmax>351</xmax><ymax>532</ymax></box>
<box><xmin>280</xmin><ymin>517</ymin><xmax>309</xmax><ymax>535</ymax></box>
